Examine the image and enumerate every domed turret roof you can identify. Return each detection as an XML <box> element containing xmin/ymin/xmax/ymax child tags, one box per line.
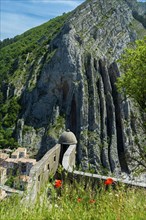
<box><xmin>59</xmin><ymin>130</ymin><xmax>77</xmax><ymax>145</ymax></box>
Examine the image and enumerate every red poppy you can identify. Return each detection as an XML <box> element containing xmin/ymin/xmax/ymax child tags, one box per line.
<box><xmin>54</xmin><ymin>180</ymin><xmax>62</xmax><ymax>188</ymax></box>
<box><xmin>89</xmin><ymin>199</ymin><xmax>96</xmax><ymax>204</ymax></box>
<box><xmin>104</xmin><ymin>178</ymin><xmax>114</xmax><ymax>185</ymax></box>
<box><xmin>77</xmin><ymin>198</ymin><xmax>82</xmax><ymax>202</ymax></box>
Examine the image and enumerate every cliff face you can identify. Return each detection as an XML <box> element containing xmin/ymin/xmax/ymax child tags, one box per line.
<box><xmin>14</xmin><ymin>0</ymin><xmax>146</xmax><ymax>175</ymax></box>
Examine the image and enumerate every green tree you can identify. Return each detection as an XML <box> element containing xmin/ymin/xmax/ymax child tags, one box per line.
<box><xmin>2</xmin><ymin>97</ymin><xmax>21</xmax><ymax>128</ymax></box>
<box><xmin>117</xmin><ymin>37</ymin><xmax>146</xmax><ymax>173</ymax></box>
<box><xmin>117</xmin><ymin>37</ymin><xmax>146</xmax><ymax>112</ymax></box>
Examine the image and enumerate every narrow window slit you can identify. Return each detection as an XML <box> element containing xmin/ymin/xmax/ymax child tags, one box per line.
<box><xmin>54</xmin><ymin>155</ymin><xmax>56</xmax><ymax>162</ymax></box>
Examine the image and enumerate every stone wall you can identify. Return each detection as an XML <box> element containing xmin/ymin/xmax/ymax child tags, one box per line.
<box><xmin>62</xmin><ymin>145</ymin><xmax>76</xmax><ymax>172</ymax></box>
<box><xmin>24</xmin><ymin>142</ymin><xmax>146</xmax><ymax>204</ymax></box>
<box><xmin>25</xmin><ymin>144</ymin><xmax>61</xmax><ymax>202</ymax></box>
<box><xmin>0</xmin><ymin>167</ymin><xmax>7</xmax><ymax>185</ymax></box>
<box><xmin>62</xmin><ymin>145</ymin><xmax>146</xmax><ymax>188</ymax></box>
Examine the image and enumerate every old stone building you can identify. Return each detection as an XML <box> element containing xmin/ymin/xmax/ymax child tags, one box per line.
<box><xmin>3</xmin><ymin>157</ymin><xmax>36</xmax><ymax>175</ymax></box>
<box><xmin>11</xmin><ymin>148</ymin><xmax>27</xmax><ymax>159</ymax></box>
<box><xmin>0</xmin><ymin>153</ymin><xmax>9</xmax><ymax>165</ymax></box>
<box><xmin>0</xmin><ymin>147</ymin><xmax>36</xmax><ymax>191</ymax></box>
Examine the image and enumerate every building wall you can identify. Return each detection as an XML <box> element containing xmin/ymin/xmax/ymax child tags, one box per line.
<box><xmin>0</xmin><ymin>188</ymin><xmax>7</xmax><ymax>200</ymax></box>
<box><xmin>19</xmin><ymin>162</ymin><xmax>35</xmax><ymax>175</ymax></box>
<box><xmin>0</xmin><ymin>168</ymin><xmax>7</xmax><ymax>185</ymax></box>
<box><xmin>11</xmin><ymin>153</ymin><xmax>19</xmax><ymax>159</ymax></box>
<box><xmin>0</xmin><ymin>153</ymin><xmax>9</xmax><ymax>165</ymax></box>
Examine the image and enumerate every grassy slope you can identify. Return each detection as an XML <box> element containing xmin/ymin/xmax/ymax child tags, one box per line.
<box><xmin>1</xmin><ymin>179</ymin><xmax>146</xmax><ymax>220</ymax></box>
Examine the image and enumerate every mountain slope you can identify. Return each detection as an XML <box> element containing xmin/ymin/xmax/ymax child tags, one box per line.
<box><xmin>0</xmin><ymin>0</ymin><xmax>146</xmax><ymax>176</ymax></box>
<box><xmin>0</xmin><ymin>13</ymin><xmax>70</xmax><ymax>148</ymax></box>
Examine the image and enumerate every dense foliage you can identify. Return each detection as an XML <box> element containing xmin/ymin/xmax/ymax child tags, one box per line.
<box><xmin>117</xmin><ymin>37</ymin><xmax>146</xmax><ymax>112</ymax></box>
<box><xmin>0</xmin><ymin>96</ymin><xmax>21</xmax><ymax>148</ymax></box>
<box><xmin>0</xmin><ymin>12</ymin><xmax>70</xmax><ymax>149</ymax></box>
<box><xmin>117</xmin><ymin>37</ymin><xmax>146</xmax><ymax>170</ymax></box>
<box><xmin>0</xmin><ymin>36</ymin><xmax>19</xmax><ymax>49</ymax></box>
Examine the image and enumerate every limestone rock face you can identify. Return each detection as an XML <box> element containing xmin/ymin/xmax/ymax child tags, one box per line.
<box><xmin>17</xmin><ymin>0</ymin><xmax>146</xmax><ymax>174</ymax></box>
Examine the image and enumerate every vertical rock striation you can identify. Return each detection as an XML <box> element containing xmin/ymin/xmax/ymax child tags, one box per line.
<box><xmin>16</xmin><ymin>0</ymin><xmax>146</xmax><ymax>175</ymax></box>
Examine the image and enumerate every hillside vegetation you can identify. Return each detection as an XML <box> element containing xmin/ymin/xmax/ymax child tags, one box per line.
<box><xmin>0</xmin><ymin>12</ymin><xmax>69</xmax><ymax>148</ymax></box>
<box><xmin>0</xmin><ymin>13</ymin><xmax>69</xmax><ymax>84</ymax></box>
<box><xmin>117</xmin><ymin>37</ymin><xmax>146</xmax><ymax>112</ymax></box>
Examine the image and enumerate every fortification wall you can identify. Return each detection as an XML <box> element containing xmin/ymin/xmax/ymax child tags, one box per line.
<box><xmin>26</xmin><ymin>144</ymin><xmax>61</xmax><ymax>202</ymax></box>
<box><xmin>62</xmin><ymin>145</ymin><xmax>146</xmax><ymax>188</ymax></box>
<box><xmin>25</xmin><ymin>142</ymin><xmax>146</xmax><ymax>203</ymax></box>
<box><xmin>62</xmin><ymin>145</ymin><xmax>76</xmax><ymax>172</ymax></box>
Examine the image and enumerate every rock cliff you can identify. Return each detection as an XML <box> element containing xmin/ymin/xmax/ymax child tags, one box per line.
<box><xmin>9</xmin><ymin>0</ymin><xmax>146</xmax><ymax>175</ymax></box>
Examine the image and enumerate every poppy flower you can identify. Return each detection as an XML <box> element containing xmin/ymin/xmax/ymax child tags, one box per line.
<box><xmin>89</xmin><ymin>199</ymin><xmax>96</xmax><ymax>204</ymax></box>
<box><xmin>54</xmin><ymin>180</ymin><xmax>62</xmax><ymax>188</ymax></box>
<box><xmin>104</xmin><ymin>178</ymin><xmax>114</xmax><ymax>185</ymax></box>
<box><xmin>77</xmin><ymin>198</ymin><xmax>82</xmax><ymax>202</ymax></box>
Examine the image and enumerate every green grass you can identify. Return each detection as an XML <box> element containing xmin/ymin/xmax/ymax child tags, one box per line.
<box><xmin>1</xmin><ymin>178</ymin><xmax>146</xmax><ymax>220</ymax></box>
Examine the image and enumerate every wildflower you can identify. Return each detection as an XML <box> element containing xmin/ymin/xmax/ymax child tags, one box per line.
<box><xmin>89</xmin><ymin>199</ymin><xmax>96</xmax><ymax>204</ymax></box>
<box><xmin>54</xmin><ymin>179</ymin><xmax>62</xmax><ymax>188</ymax></box>
<box><xmin>104</xmin><ymin>178</ymin><xmax>114</xmax><ymax>185</ymax></box>
<box><xmin>77</xmin><ymin>198</ymin><xmax>82</xmax><ymax>202</ymax></box>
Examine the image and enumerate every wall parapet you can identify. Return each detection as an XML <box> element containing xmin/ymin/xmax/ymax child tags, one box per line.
<box><xmin>25</xmin><ymin>144</ymin><xmax>61</xmax><ymax>202</ymax></box>
<box><xmin>62</xmin><ymin>145</ymin><xmax>146</xmax><ymax>188</ymax></box>
<box><xmin>62</xmin><ymin>145</ymin><xmax>76</xmax><ymax>172</ymax></box>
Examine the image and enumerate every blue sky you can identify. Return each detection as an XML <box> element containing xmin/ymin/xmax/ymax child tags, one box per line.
<box><xmin>0</xmin><ymin>0</ymin><xmax>84</xmax><ymax>40</ymax></box>
<box><xmin>0</xmin><ymin>0</ymin><xmax>145</xmax><ymax>41</ymax></box>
